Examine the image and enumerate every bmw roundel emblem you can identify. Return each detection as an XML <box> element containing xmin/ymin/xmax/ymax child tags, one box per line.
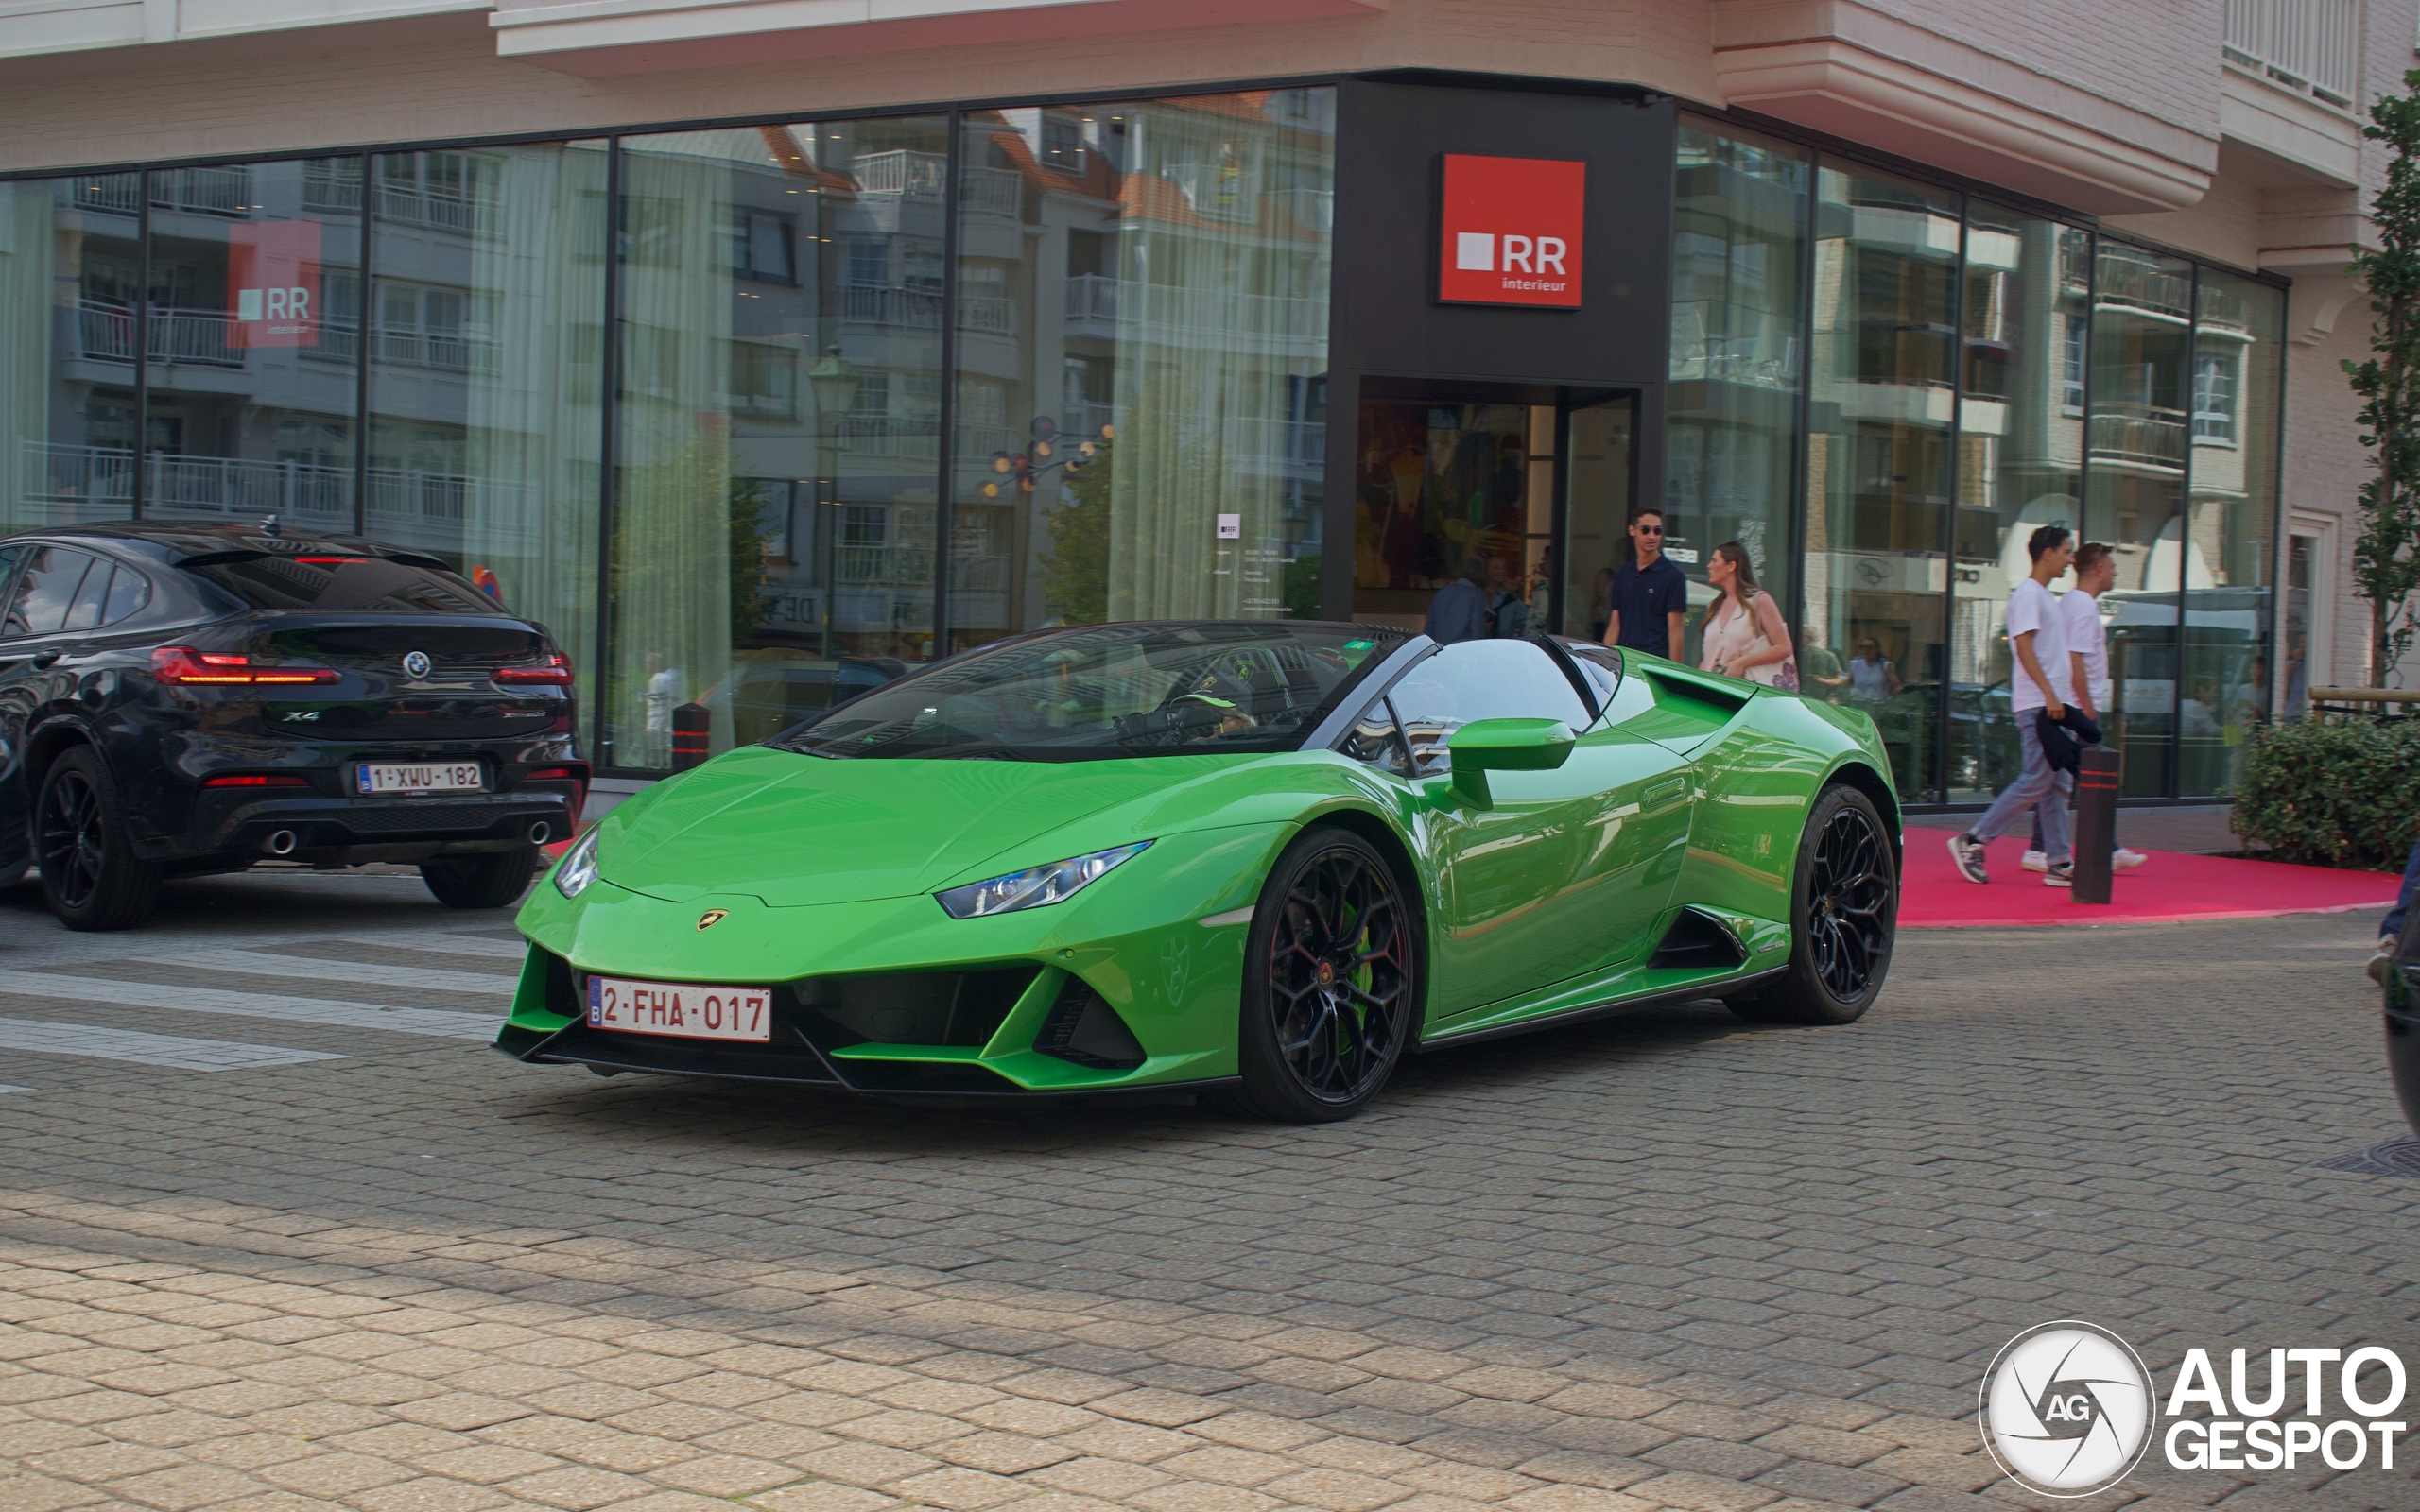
<box><xmin>402</xmin><ymin>651</ymin><xmax>432</xmax><ymax>679</ymax></box>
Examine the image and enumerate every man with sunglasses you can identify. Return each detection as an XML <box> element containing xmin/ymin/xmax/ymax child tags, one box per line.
<box><xmin>1603</xmin><ymin>507</ymin><xmax>1689</xmax><ymax>662</ymax></box>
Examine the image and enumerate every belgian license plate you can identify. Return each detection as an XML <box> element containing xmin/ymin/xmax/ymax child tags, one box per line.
<box><xmin>587</xmin><ymin>975</ymin><xmax>772</xmax><ymax>1042</ymax></box>
<box><xmin>357</xmin><ymin>761</ymin><xmax>484</xmax><ymax>795</ymax></box>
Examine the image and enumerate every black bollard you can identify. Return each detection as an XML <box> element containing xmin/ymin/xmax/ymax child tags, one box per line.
<box><xmin>670</xmin><ymin>702</ymin><xmax>711</xmax><ymax>771</ymax></box>
<box><xmin>2070</xmin><ymin>746</ymin><xmax>2119</xmax><ymax>903</ymax></box>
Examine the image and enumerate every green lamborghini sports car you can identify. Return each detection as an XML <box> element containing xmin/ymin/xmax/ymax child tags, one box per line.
<box><xmin>496</xmin><ymin>622</ymin><xmax>1900</xmax><ymax>1122</ymax></box>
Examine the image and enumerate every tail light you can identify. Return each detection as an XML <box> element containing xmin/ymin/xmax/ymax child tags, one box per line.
<box><xmin>153</xmin><ymin>647</ymin><xmax>339</xmax><ymax>685</ymax></box>
<box><xmin>495</xmin><ymin>651</ymin><xmax>574</xmax><ymax>686</ymax></box>
<box><xmin>524</xmin><ymin>764</ymin><xmax>590</xmax><ymax>825</ymax></box>
<box><xmin>202</xmin><ymin>774</ymin><xmax>312</xmax><ymax>788</ymax></box>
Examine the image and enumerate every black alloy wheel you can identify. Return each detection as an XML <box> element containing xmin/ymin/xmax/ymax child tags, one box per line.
<box><xmin>1806</xmin><ymin>799</ymin><xmax>1893</xmax><ymax>1000</ymax></box>
<box><xmin>1228</xmin><ymin>828</ymin><xmax>1418</xmax><ymax>1122</ymax></box>
<box><xmin>1732</xmin><ymin>783</ymin><xmax>1896</xmax><ymax>1025</ymax></box>
<box><xmin>35</xmin><ymin>747</ymin><xmax>164</xmax><ymax>932</ymax></box>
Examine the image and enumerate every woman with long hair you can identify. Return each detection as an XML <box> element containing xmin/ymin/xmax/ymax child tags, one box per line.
<box><xmin>1700</xmin><ymin>541</ymin><xmax>1796</xmax><ymax>686</ymax></box>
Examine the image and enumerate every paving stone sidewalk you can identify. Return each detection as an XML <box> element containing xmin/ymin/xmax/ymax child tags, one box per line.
<box><xmin>0</xmin><ymin>871</ymin><xmax>2413</xmax><ymax>1512</ymax></box>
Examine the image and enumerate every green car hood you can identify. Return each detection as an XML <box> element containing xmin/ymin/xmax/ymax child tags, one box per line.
<box><xmin>598</xmin><ymin>745</ymin><xmax>1252</xmax><ymax>907</ymax></box>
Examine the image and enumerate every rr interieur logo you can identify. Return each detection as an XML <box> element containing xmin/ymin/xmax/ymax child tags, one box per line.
<box><xmin>1436</xmin><ymin>154</ymin><xmax>1585</xmax><ymax>309</ymax></box>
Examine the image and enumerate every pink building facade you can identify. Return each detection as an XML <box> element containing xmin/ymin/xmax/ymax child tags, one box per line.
<box><xmin>0</xmin><ymin>0</ymin><xmax>2402</xmax><ymax>807</ymax></box>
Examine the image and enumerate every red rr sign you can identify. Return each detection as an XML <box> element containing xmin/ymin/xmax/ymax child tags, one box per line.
<box><xmin>227</xmin><ymin>220</ymin><xmax>322</xmax><ymax>349</ymax></box>
<box><xmin>1436</xmin><ymin>154</ymin><xmax>1585</xmax><ymax>309</ymax></box>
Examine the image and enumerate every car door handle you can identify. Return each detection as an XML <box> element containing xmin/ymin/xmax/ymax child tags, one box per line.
<box><xmin>30</xmin><ymin>650</ymin><xmax>61</xmax><ymax>670</ymax></box>
<box><xmin>1642</xmin><ymin>776</ymin><xmax>1689</xmax><ymax>805</ymax></box>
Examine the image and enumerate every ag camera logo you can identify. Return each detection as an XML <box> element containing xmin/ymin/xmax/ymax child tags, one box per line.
<box><xmin>1979</xmin><ymin>1321</ymin><xmax>2153</xmax><ymax>1497</ymax></box>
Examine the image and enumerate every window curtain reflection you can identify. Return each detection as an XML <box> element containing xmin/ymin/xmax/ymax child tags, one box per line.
<box><xmin>1945</xmin><ymin>206</ymin><xmax>2089</xmax><ymax>802</ymax></box>
<box><xmin>2180</xmin><ymin>269</ymin><xmax>2282</xmax><ymax>796</ymax></box>
<box><xmin>4</xmin><ymin>176</ymin><xmax>146</xmax><ymax>531</ymax></box>
<box><xmin>0</xmin><ymin>181</ymin><xmax>55</xmax><ymax>533</ymax></box>
<box><xmin>1806</xmin><ymin>164</ymin><xmax>1961</xmax><ymax>803</ymax></box>
<box><xmin>1665</xmin><ymin>119</ymin><xmax>1807</xmax><ymax>672</ymax></box>
<box><xmin>365</xmin><ymin>143</ymin><xmax>607</xmax><ymax>721</ymax></box>
<box><xmin>1101</xmin><ymin>99</ymin><xmax>1331</xmax><ymax>623</ymax></box>
<box><xmin>607</xmin><ymin>135</ymin><xmax>748</xmax><ymax>767</ymax></box>
<box><xmin>2088</xmin><ymin>241</ymin><xmax>2194</xmax><ymax>798</ymax></box>
<box><xmin>951</xmin><ymin>89</ymin><xmax>1333</xmax><ymax>651</ymax></box>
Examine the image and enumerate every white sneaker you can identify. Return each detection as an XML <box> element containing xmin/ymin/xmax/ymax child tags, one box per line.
<box><xmin>2112</xmin><ymin>848</ymin><xmax>2147</xmax><ymax>869</ymax></box>
<box><xmin>2021</xmin><ymin>850</ymin><xmax>2048</xmax><ymax>872</ymax></box>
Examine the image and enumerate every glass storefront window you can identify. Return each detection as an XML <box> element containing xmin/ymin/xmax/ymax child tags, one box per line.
<box><xmin>2</xmin><ymin>175</ymin><xmax>144</xmax><ymax>532</ymax></box>
<box><xmin>1806</xmin><ymin>163</ymin><xmax>1961</xmax><ymax>802</ymax></box>
<box><xmin>143</xmin><ymin>159</ymin><xmax>363</xmax><ymax>533</ymax></box>
<box><xmin>604</xmin><ymin>118</ymin><xmax>950</xmax><ymax>769</ymax></box>
<box><xmin>2088</xmin><ymin>240</ymin><xmax>2194</xmax><ymax>798</ymax></box>
<box><xmin>1664</xmin><ymin>119</ymin><xmax>1807</xmax><ymax>668</ymax></box>
<box><xmin>1946</xmin><ymin>205</ymin><xmax>2089</xmax><ymax>802</ymax></box>
<box><xmin>2180</xmin><ymin>268</ymin><xmax>2282</xmax><ymax>796</ymax></box>
<box><xmin>367</xmin><ymin>143</ymin><xmax>608</xmax><ymax>731</ymax></box>
<box><xmin>947</xmin><ymin>89</ymin><xmax>1334</xmax><ymax>650</ymax></box>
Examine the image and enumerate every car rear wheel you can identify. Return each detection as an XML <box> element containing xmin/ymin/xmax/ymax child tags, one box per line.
<box><xmin>1226</xmin><ymin>828</ymin><xmax>1418</xmax><ymax>1123</ymax></box>
<box><xmin>420</xmin><ymin>848</ymin><xmax>540</xmax><ymax>909</ymax></box>
<box><xmin>36</xmin><ymin>747</ymin><xmax>164</xmax><ymax>932</ymax></box>
<box><xmin>1731</xmin><ymin>783</ymin><xmax>1895</xmax><ymax>1026</ymax></box>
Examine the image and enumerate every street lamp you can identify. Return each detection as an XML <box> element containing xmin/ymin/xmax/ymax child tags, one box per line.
<box><xmin>807</xmin><ymin>344</ymin><xmax>860</xmax><ymax>659</ymax></box>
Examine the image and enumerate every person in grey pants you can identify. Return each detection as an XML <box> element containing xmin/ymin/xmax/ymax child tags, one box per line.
<box><xmin>1948</xmin><ymin>525</ymin><xmax>2080</xmax><ymax>887</ymax></box>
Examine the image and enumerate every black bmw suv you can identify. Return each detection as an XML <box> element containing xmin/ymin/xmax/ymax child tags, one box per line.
<box><xmin>0</xmin><ymin>522</ymin><xmax>589</xmax><ymax>930</ymax></box>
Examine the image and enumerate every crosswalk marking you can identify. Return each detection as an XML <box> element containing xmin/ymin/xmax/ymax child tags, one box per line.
<box><xmin>0</xmin><ymin>1019</ymin><xmax>344</xmax><ymax>1071</ymax></box>
<box><xmin>139</xmin><ymin>949</ymin><xmax>520</xmax><ymax>997</ymax></box>
<box><xmin>0</xmin><ymin>971</ymin><xmax>498</xmax><ymax>1040</ymax></box>
<box><xmin>341</xmin><ymin>933</ymin><xmax>529</xmax><ymax>961</ymax></box>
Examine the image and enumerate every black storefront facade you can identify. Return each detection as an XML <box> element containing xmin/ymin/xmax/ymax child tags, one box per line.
<box><xmin>0</xmin><ymin>72</ymin><xmax>2287</xmax><ymax>806</ymax></box>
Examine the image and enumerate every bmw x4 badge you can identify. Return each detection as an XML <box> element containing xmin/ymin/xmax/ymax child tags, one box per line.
<box><xmin>402</xmin><ymin>651</ymin><xmax>432</xmax><ymax>679</ymax></box>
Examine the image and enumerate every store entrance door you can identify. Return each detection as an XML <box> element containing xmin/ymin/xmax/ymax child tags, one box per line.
<box><xmin>1348</xmin><ymin>385</ymin><xmax>1634</xmax><ymax>639</ymax></box>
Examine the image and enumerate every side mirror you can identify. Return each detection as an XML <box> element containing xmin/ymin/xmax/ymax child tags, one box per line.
<box><xmin>1448</xmin><ymin>717</ymin><xmax>1576</xmax><ymax>772</ymax></box>
<box><xmin>1446</xmin><ymin>717</ymin><xmax>1573</xmax><ymax>805</ymax></box>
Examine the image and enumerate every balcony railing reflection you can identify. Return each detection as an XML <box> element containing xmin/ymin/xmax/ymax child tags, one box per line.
<box><xmin>2224</xmin><ymin>0</ymin><xmax>2358</xmax><ymax>108</ymax></box>
<box><xmin>2096</xmin><ymin>257</ymin><xmax>2192</xmax><ymax>319</ymax></box>
<box><xmin>1057</xmin><ymin>274</ymin><xmax>1326</xmax><ymax>344</ymax></box>
<box><xmin>374</xmin><ymin>185</ymin><xmax>476</xmax><ymax>233</ymax></box>
<box><xmin>149</xmin><ymin>166</ymin><xmax>251</xmax><ymax>216</ymax></box>
<box><xmin>2087</xmin><ymin>406</ymin><xmax>2187</xmax><ymax>471</ymax></box>
<box><xmin>76</xmin><ymin>301</ymin><xmax>243</xmax><ymax>367</ymax></box>
<box><xmin>22</xmin><ymin>442</ymin><xmax>136</xmax><ymax>506</ymax></box>
<box><xmin>850</xmin><ymin>151</ymin><xmax>1023</xmax><ymax>218</ymax></box>
<box><xmin>70</xmin><ymin>178</ymin><xmax>142</xmax><ymax>215</ymax></box>
<box><xmin>368</xmin><ymin>467</ymin><xmax>530</xmax><ymax>523</ymax></box>
<box><xmin>841</xmin><ymin>282</ymin><xmax>1018</xmax><ymax>334</ymax></box>
<box><xmin>147</xmin><ymin>454</ymin><xmax>354</xmax><ymax>519</ymax></box>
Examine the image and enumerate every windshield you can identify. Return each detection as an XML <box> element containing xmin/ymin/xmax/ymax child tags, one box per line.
<box><xmin>769</xmin><ymin>623</ymin><xmax>1407</xmax><ymax>762</ymax></box>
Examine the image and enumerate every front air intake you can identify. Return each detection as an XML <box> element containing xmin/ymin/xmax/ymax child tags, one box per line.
<box><xmin>1649</xmin><ymin>907</ymin><xmax>1750</xmax><ymax>971</ymax></box>
<box><xmin>1036</xmin><ymin>975</ymin><xmax>1147</xmax><ymax>1070</ymax></box>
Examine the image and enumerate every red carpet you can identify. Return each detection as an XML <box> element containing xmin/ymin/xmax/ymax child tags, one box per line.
<box><xmin>1900</xmin><ymin>833</ymin><xmax>2400</xmax><ymax>929</ymax></box>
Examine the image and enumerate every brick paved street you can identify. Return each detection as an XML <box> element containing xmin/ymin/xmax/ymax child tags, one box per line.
<box><xmin>0</xmin><ymin>871</ymin><xmax>2413</xmax><ymax>1512</ymax></box>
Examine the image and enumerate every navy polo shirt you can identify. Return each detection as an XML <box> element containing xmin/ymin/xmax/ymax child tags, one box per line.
<box><xmin>1612</xmin><ymin>555</ymin><xmax>1689</xmax><ymax>658</ymax></box>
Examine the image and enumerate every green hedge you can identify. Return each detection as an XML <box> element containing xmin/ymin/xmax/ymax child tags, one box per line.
<box><xmin>2232</xmin><ymin>718</ymin><xmax>2420</xmax><ymax>868</ymax></box>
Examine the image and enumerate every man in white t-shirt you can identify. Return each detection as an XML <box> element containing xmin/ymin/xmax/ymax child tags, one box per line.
<box><xmin>2023</xmin><ymin>541</ymin><xmax>2146</xmax><ymax>871</ymax></box>
<box><xmin>1949</xmin><ymin>525</ymin><xmax>2078</xmax><ymax>886</ymax></box>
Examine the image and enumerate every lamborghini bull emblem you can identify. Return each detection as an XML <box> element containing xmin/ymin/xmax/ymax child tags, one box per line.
<box><xmin>696</xmin><ymin>909</ymin><xmax>728</xmax><ymax>931</ymax></box>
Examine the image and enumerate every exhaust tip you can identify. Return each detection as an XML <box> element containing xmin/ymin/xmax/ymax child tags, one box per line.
<box><xmin>528</xmin><ymin>820</ymin><xmax>552</xmax><ymax>846</ymax></box>
<box><xmin>263</xmin><ymin>830</ymin><xmax>299</xmax><ymax>857</ymax></box>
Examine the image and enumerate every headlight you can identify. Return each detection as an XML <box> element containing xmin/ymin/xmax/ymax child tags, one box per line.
<box><xmin>936</xmin><ymin>841</ymin><xmax>1150</xmax><ymax>919</ymax></box>
<box><xmin>553</xmin><ymin>825</ymin><xmax>603</xmax><ymax>899</ymax></box>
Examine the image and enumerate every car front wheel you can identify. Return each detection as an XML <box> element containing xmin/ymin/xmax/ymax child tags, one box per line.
<box><xmin>36</xmin><ymin>747</ymin><xmax>164</xmax><ymax>932</ymax></box>
<box><xmin>1732</xmin><ymin>783</ymin><xmax>1896</xmax><ymax>1026</ymax></box>
<box><xmin>1227</xmin><ymin>827</ymin><xmax>1419</xmax><ymax>1123</ymax></box>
